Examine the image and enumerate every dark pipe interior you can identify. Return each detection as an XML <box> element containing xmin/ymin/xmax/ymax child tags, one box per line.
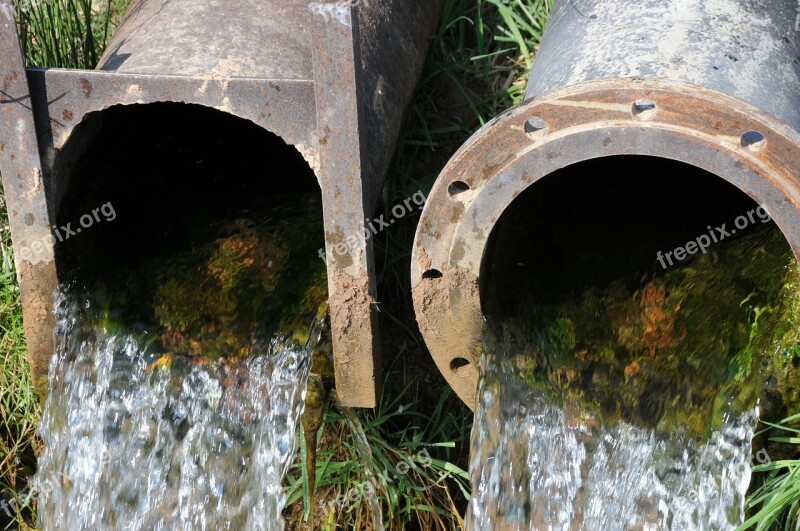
<box><xmin>478</xmin><ymin>155</ymin><xmax>800</xmax><ymax>445</ymax></box>
<box><xmin>54</xmin><ymin>102</ymin><xmax>320</xmax><ymax>283</ymax></box>
<box><xmin>481</xmin><ymin>156</ymin><xmax>774</xmax><ymax>320</ymax></box>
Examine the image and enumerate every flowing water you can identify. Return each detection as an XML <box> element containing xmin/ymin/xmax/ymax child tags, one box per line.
<box><xmin>34</xmin><ymin>288</ymin><xmax>319</xmax><ymax>530</ymax></box>
<box><xmin>469</xmin><ymin>224</ymin><xmax>800</xmax><ymax>530</ymax></box>
<box><xmin>469</xmin><ymin>344</ymin><xmax>758</xmax><ymax>530</ymax></box>
<box><xmin>30</xmin><ymin>173</ymin><xmax>335</xmax><ymax>529</ymax></box>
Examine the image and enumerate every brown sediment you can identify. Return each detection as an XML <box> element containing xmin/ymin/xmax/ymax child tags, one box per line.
<box><xmin>328</xmin><ymin>268</ymin><xmax>379</xmax><ymax>407</ymax></box>
<box><xmin>411</xmin><ymin>254</ymin><xmax>482</xmax><ymax>408</ymax></box>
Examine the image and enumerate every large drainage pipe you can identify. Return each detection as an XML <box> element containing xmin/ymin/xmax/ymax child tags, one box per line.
<box><xmin>411</xmin><ymin>0</ymin><xmax>800</xmax><ymax>409</ymax></box>
<box><xmin>0</xmin><ymin>0</ymin><xmax>443</xmax><ymax>406</ymax></box>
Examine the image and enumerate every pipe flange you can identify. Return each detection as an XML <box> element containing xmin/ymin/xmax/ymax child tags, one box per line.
<box><xmin>411</xmin><ymin>78</ymin><xmax>800</xmax><ymax>410</ymax></box>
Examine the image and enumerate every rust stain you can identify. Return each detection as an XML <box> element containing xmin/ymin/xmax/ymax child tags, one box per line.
<box><xmin>80</xmin><ymin>78</ymin><xmax>93</xmax><ymax>98</ymax></box>
<box><xmin>62</xmin><ymin>109</ymin><xmax>74</xmax><ymax>121</ymax></box>
<box><xmin>328</xmin><ymin>269</ymin><xmax>378</xmax><ymax>407</ymax></box>
<box><xmin>449</xmin><ymin>202</ymin><xmax>465</xmax><ymax>224</ymax></box>
<box><xmin>637</xmin><ymin>283</ymin><xmax>684</xmax><ymax>355</ymax></box>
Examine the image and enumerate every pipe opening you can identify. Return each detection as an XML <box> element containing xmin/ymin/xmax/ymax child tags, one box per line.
<box><xmin>53</xmin><ymin>102</ymin><xmax>325</xmax><ymax>349</ymax></box>
<box><xmin>479</xmin><ymin>155</ymin><xmax>798</xmax><ymax>433</ymax></box>
<box><xmin>480</xmin><ymin>155</ymin><xmax>787</xmax><ymax>319</ymax></box>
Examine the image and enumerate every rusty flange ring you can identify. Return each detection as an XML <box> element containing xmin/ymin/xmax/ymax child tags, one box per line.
<box><xmin>411</xmin><ymin>78</ymin><xmax>800</xmax><ymax>410</ymax></box>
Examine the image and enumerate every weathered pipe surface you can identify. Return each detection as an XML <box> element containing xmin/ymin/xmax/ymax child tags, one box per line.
<box><xmin>411</xmin><ymin>0</ymin><xmax>800</xmax><ymax>409</ymax></box>
<box><xmin>0</xmin><ymin>0</ymin><xmax>55</xmax><ymax>394</ymax></box>
<box><xmin>0</xmin><ymin>0</ymin><xmax>443</xmax><ymax>407</ymax></box>
<box><xmin>528</xmin><ymin>0</ymin><xmax>800</xmax><ymax>131</ymax></box>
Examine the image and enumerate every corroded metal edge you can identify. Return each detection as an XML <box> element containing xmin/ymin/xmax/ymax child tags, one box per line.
<box><xmin>310</xmin><ymin>0</ymin><xmax>443</xmax><ymax>408</ymax></box>
<box><xmin>412</xmin><ymin>79</ymin><xmax>800</xmax><ymax>410</ymax></box>
<box><xmin>310</xmin><ymin>2</ymin><xmax>380</xmax><ymax>408</ymax></box>
<box><xmin>0</xmin><ymin>0</ymin><xmax>57</xmax><ymax>393</ymax></box>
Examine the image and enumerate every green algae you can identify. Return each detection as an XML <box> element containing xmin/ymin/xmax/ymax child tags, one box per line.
<box><xmin>491</xmin><ymin>224</ymin><xmax>800</xmax><ymax>441</ymax></box>
<box><xmin>85</xmin><ymin>196</ymin><xmax>328</xmax><ymax>360</ymax></box>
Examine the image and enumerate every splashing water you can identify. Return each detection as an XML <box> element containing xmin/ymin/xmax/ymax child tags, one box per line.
<box><xmin>35</xmin><ymin>289</ymin><xmax>315</xmax><ymax>530</ymax></box>
<box><xmin>468</xmin><ymin>346</ymin><xmax>757</xmax><ymax>531</ymax></box>
<box><xmin>469</xmin><ymin>225</ymin><xmax>800</xmax><ymax>530</ymax></box>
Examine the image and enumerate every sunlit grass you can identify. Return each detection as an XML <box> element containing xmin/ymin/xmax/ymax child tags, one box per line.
<box><xmin>15</xmin><ymin>0</ymin><xmax>128</xmax><ymax>69</ymax></box>
<box><xmin>0</xmin><ymin>186</ymin><xmax>40</xmax><ymax>530</ymax></box>
<box><xmin>285</xmin><ymin>363</ymin><xmax>471</xmax><ymax>530</ymax></box>
<box><xmin>740</xmin><ymin>415</ymin><xmax>800</xmax><ymax>531</ymax></box>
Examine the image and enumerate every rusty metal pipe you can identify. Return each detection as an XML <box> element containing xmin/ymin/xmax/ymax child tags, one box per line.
<box><xmin>411</xmin><ymin>0</ymin><xmax>800</xmax><ymax>409</ymax></box>
<box><xmin>0</xmin><ymin>0</ymin><xmax>443</xmax><ymax>406</ymax></box>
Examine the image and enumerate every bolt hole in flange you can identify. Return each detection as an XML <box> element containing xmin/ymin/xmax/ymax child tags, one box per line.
<box><xmin>450</xmin><ymin>357</ymin><xmax>471</xmax><ymax>372</ymax></box>
<box><xmin>524</xmin><ymin>117</ymin><xmax>548</xmax><ymax>139</ymax></box>
<box><xmin>741</xmin><ymin>130</ymin><xmax>767</xmax><ymax>152</ymax></box>
<box><xmin>422</xmin><ymin>269</ymin><xmax>444</xmax><ymax>279</ymax></box>
<box><xmin>448</xmin><ymin>180</ymin><xmax>471</xmax><ymax>197</ymax></box>
<box><xmin>632</xmin><ymin>98</ymin><xmax>657</xmax><ymax>119</ymax></box>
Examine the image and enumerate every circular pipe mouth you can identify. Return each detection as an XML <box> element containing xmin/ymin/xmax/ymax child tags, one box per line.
<box><xmin>411</xmin><ymin>79</ymin><xmax>800</xmax><ymax>410</ymax></box>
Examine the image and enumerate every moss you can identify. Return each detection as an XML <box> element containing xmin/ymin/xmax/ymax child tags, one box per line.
<box><xmin>83</xmin><ymin>195</ymin><xmax>328</xmax><ymax>361</ymax></box>
<box><xmin>497</xmin><ymin>224</ymin><xmax>800</xmax><ymax>441</ymax></box>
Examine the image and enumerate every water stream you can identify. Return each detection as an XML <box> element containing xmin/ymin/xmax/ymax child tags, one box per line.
<box><xmin>469</xmin><ymin>343</ymin><xmax>758</xmax><ymax>530</ymax></box>
<box><xmin>469</xmin><ymin>224</ymin><xmax>800</xmax><ymax>530</ymax></box>
<box><xmin>34</xmin><ymin>288</ymin><xmax>318</xmax><ymax>530</ymax></box>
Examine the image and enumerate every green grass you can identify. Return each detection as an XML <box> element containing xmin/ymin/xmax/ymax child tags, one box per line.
<box><xmin>0</xmin><ymin>187</ymin><xmax>40</xmax><ymax>531</ymax></box>
<box><xmin>739</xmin><ymin>415</ymin><xmax>800</xmax><ymax>530</ymax></box>
<box><xmin>15</xmin><ymin>0</ymin><xmax>128</xmax><ymax>69</ymax></box>
<box><xmin>285</xmin><ymin>362</ymin><xmax>471</xmax><ymax>530</ymax></box>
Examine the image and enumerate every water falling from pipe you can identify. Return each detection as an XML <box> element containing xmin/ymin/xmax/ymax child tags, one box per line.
<box><xmin>34</xmin><ymin>287</ymin><xmax>321</xmax><ymax>530</ymax></box>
